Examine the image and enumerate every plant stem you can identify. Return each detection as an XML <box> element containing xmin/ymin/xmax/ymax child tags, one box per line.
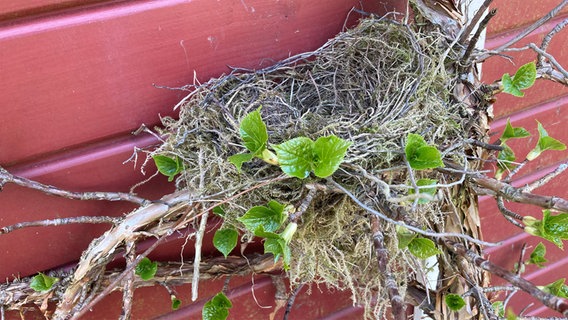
<box><xmin>0</xmin><ymin>166</ymin><xmax>151</xmax><ymax>206</ymax></box>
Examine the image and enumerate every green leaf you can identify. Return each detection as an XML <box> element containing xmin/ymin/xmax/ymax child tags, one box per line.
<box><xmin>513</xmin><ymin>62</ymin><xmax>537</xmax><ymax>90</ymax></box>
<box><xmin>280</xmin><ymin>222</ymin><xmax>298</xmax><ymax>244</ymax></box>
<box><xmin>171</xmin><ymin>296</ymin><xmax>182</xmax><ymax>310</ymax></box>
<box><xmin>396</xmin><ymin>226</ymin><xmax>417</xmax><ymax>249</ymax></box>
<box><xmin>202</xmin><ymin>292</ymin><xmax>232</xmax><ymax>320</ymax></box>
<box><xmin>30</xmin><ymin>273</ymin><xmax>58</xmax><ymax>292</ymax></box>
<box><xmin>527</xmin><ymin>242</ymin><xmax>548</xmax><ymax>268</ymax></box>
<box><xmin>405</xmin><ymin>133</ymin><xmax>444</xmax><ymax>170</ymax></box>
<box><xmin>153</xmin><ymin>155</ymin><xmax>183</xmax><ymax>181</ymax></box>
<box><xmin>541</xmin><ymin>210</ymin><xmax>568</xmax><ymax>248</ymax></box>
<box><xmin>492</xmin><ymin>301</ymin><xmax>505</xmax><ymax>317</ymax></box>
<box><xmin>312</xmin><ymin>135</ymin><xmax>352</xmax><ymax>178</ymax></box>
<box><xmin>228</xmin><ymin>153</ymin><xmax>254</xmax><ymax>172</ymax></box>
<box><xmin>526</xmin><ymin>122</ymin><xmax>566</xmax><ymax>161</ymax></box>
<box><xmin>506</xmin><ymin>308</ymin><xmax>518</xmax><ymax>320</ymax></box>
<box><xmin>497</xmin><ymin>144</ymin><xmax>516</xmax><ymax>170</ymax></box>
<box><xmin>496</xmin><ymin>143</ymin><xmax>516</xmax><ymax>180</ymax></box>
<box><xmin>212</xmin><ymin>206</ymin><xmax>226</xmax><ymax>217</ymax></box>
<box><xmin>135</xmin><ymin>257</ymin><xmax>158</xmax><ymax>280</ymax></box>
<box><xmin>409</xmin><ymin>178</ymin><xmax>437</xmax><ymax>204</ymax></box>
<box><xmin>407</xmin><ymin>237</ymin><xmax>441</xmax><ymax>259</ymax></box>
<box><xmin>542</xmin><ymin>278</ymin><xmax>568</xmax><ymax>299</ymax></box>
<box><xmin>274</xmin><ymin>137</ymin><xmax>315</xmax><ymax>179</ymax></box>
<box><xmin>501</xmin><ymin>118</ymin><xmax>530</xmax><ymax>142</ymax></box>
<box><xmin>445</xmin><ymin>293</ymin><xmax>466</xmax><ymax>311</ymax></box>
<box><xmin>213</xmin><ymin>228</ymin><xmax>238</xmax><ymax>258</ymax></box>
<box><xmin>254</xmin><ymin>225</ymin><xmax>292</xmax><ymax>270</ymax></box>
<box><xmin>240</xmin><ymin>109</ymin><xmax>268</xmax><ymax>154</ymax></box>
<box><xmin>528</xmin><ymin>210</ymin><xmax>568</xmax><ymax>248</ymax></box>
<box><xmin>238</xmin><ymin>201</ymin><xmax>285</xmax><ymax>233</ymax></box>
<box><xmin>502</xmin><ymin>73</ymin><xmax>523</xmax><ymax>97</ymax></box>
<box><xmin>502</xmin><ymin>62</ymin><xmax>537</xmax><ymax>97</ymax></box>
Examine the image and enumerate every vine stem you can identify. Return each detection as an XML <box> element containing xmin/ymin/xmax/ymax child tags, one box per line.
<box><xmin>442</xmin><ymin>238</ymin><xmax>568</xmax><ymax>317</ymax></box>
<box><xmin>327</xmin><ymin>179</ymin><xmax>500</xmax><ymax>247</ymax></box>
<box><xmin>0</xmin><ymin>166</ymin><xmax>151</xmax><ymax>206</ymax></box>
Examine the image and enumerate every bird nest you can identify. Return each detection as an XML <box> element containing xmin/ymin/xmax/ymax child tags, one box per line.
<box><xmin>153</xmin><ymin>17</ymin><xmax>482</xmax><ymax>318</ymax></box>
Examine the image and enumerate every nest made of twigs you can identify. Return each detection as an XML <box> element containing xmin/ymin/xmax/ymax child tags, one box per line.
<box><xmin>153</xmin><ymin>17</ymin><xmax>474</xmax><ymax>318</ymax></box>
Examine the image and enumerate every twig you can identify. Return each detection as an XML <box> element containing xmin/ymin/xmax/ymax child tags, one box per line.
<box><xmin>371</xmin><ymin>217</ymin><xmax>405</xmax><ymax>320</ymax></box>
<box><xmin>327</xmin><ymin>178</ymin><xmax>499</xmax><ymax>247</ymax></box>
<box><xmin>191</xmin><ymin>150</ymin><xmax>209</xmax><ymax>302</ymax></box>
<box><xmin>459</xmin><ymin>0</ymin><xmax>494</xmax><ymax>44</ymax></box>
<box><xmin>471</xmin><ymin>173</ymin><xmax>568</xmax><ymax>212</ymax></box>
<box><xmin>0</xmin><ymin>216</ymin><xmax>117</xmax><ymax>234</ymax></box>
<box><xmin>192</xmin><ymin>210</ymin><xmax>209</xmax><ymax>301</ymax></box>
<box><xmin>528</xmin><ymin>43</ymin><xmax>568</xmax><ymax>80</ymax></box>
<box><xmin>480</xmin><ymin>285</ymin><xmax>517</xmax><ymax>293</ymax></box>
<box><xmin>523</xmin><ymin>162</ymin><xmax>568</xmax><ymax>192</ymax></box>
<box><xmin>68</xmin><ymin>231</ymin><xmax>171</xmax><ymax>320</ymax></box>
<box><xmin>461</xmin><ymin>9</ymin><xmax>497</xmax><ymax>66</ymax></box>
<box><xmin>283</xmin><ymin>284</ymin><xmax>304</xmax><ymax>320</ymax></box>
<box><xmin>289</xmin><ymin>187</ymin><xmax>317</xmax><ymax>222</ymax></box>
<box><xmin>0</xmin><ymin>166</ymin><xmax>151</xmax><ymax>206</ymax></box>
<box><xmin>476</xmin><ymin>0</ymin><xmax>568</xmax><ymax>61</ymax></box>
<box><xmin>496</xmin><ymin>196</ymin><xmax>524</xmax><ymax>221</ymax></box>
<box><xmin>119</xmin><ymin>241</ymin><xmax>136</xmax><ymax>320</ymax></box>
<box><xmin>540</xmin><ymin>18</ymin><xmax>568</xmax><ymax>64</ymax></box>
<box><xmin>442</xmin><ymin>238</ymin><xmax>568</xmax><ymax>317</ymax></box>
<box><xmin>1</xmin><ymin>254</ymin><xmax>280</xmax><ymax>311</ymax></box>
<box><xmin>465</xmin><ymin>138</ymin><xmax>504</xmax><ymax>151</ymax></box>
<box><xmin>504</xmin><ymin>159</ymin><xmax>529</xmax><ymax>183</ymax></box>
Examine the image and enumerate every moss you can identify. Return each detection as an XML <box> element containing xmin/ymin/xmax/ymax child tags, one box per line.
<box><xmin>151</xmin><ymin>18</ymin><xmax>478</xmax><ymax>318</ymax></box>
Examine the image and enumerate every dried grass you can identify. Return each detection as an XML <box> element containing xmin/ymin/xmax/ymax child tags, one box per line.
<box><xmin>153</xmin><ymin>17</ymin><xmax>473</xmax><ymax>318</ymax></box>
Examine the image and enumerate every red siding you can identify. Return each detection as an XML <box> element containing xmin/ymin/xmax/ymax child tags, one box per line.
<box><xmin>1</xmin><ymin>0</ymin><xmax>567</xmax><ymax>318</ymax></box>
<box><xmin>481</xmin><ymin>0</ymin><xmax>568</xmax><ymax>317</ymax></box>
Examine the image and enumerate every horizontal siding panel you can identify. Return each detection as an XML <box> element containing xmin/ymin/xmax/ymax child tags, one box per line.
<box><xmin>0</xmin><ymin>0</ymin><xmax>115</xmax><ymax>23</ymax></box>
<box><xmin>488</xmin><ymin>96</ymin><xmax>568</xmax><ymax>178</ymax></box>
<box><xmin>487</xmin><ymin>0</ymin><xmax>568</xmax><ymax>35</ymax></box>
<box><xmin>0</xmin><ymin>0</ymin><xmax>377</xmax><ymax>165</ymax></box>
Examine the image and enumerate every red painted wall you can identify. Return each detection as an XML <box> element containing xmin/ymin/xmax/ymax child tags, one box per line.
<box><xmin>481</xmin><ymin>0</ymin><xmax>568</xmax><ymax>317</ymax></box>
<box><xmin>1</xmin><ymin>0</ymin><xmax>566</xmax><ymax>318</ymax></box>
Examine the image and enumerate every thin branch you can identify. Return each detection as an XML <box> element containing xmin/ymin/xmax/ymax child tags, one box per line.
<box><xmin>68</xmin><ymin>231</ymin><xmax>172</xmax><ymax>320</ymax></box>
<box><xmin>465</xmin><ymin>138</ymin><xmax>505</xmax><ymax>151</ymax></box>
<box><xmin>540</xmin><ymin>18</ymin><xmax>568</xmax><ymax>63</ymax></box>
<box><xmin>283</xmin><ymin>284</ymin><xmax>304</xmax><ymax>320</ymax></box>
<box><xmin>496</xmin><ymin>196</ymin><xmax>524</xmax><ymax>221</ymax></box>
<box><xmin>471</xmin><ymin>173</ymin><xmax>568</xmax><ymax>212</ymax></box>
<box><xmin>504</xmin><ymin>159</ymin><xmax>529</xmax><ymax>183</ymax></box>
<box><xmin>192</xmin><ymin>210</ymin><xmax>209</xmax><ymax>301</ymax></box>
<box><xmin>0</xmin><ymin>216</ymin><xmax>117</xmax><ymax>234</ymax></box>
<box><xmin>459</xmin><ymin>0</ymin><xmax>494</xmax><ymax>44</ymax></box>
<box><xmin>528</xmin><ymin>43</ymin><xmax>568</xmax><ymax>80</ymax></box>
<box><xmin>0</xmin><ymin>166</ymin><xmax>151</xmax><ymax>206</ymax></box>
<box><xmin>371</xmin><ymin>217</ymin><xmax>405</xmax><ymax>320</ymax></box>
<box><xmin>442</xmin><ymin>238</ymin><xmax>568</xmax><ymax>316</ymax></box>
<box><xmin>523</xmin><ymin>162</ymin><xmax>568</xmax><ymax>192</ymax></box>
<box><xmin>119</xmin><ymin>241</ymin><xmax>136</xmax><ymax>320</ymax></box>
<box><xmin>477</xmin><ymin>0</ymin><xmax>568</xmax><ymax>61</ymax></box>
<box><xmin>2</xmin><ymin>253</ymin><xmax>280</xmax><ymax>313</ymax></box>
<box><xmin>461</xmin><ymin>8</ymin><xmax>497</xmax><ymax>66</ymax></box>
<box><xmin>327</xmin><ymin>178</ymin><xmax>500</xmax><ymax>247</ymax></box>
<box><xmin>289</xmin><ymin>186</ymin><xmax>317</xmax><ymax>223</ymax></box>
